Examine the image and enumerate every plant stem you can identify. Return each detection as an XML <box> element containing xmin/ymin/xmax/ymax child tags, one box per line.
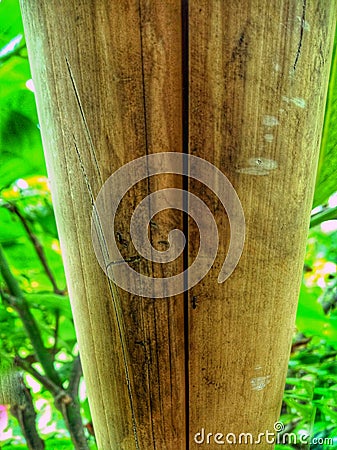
<box><xmin>53</xmin><ymin>309</ymin><xmax>60</xmax><ymax>359</ymax></box>
<box><xmin>0</xmin><ymin>246</ymin><xmax>88</xmax><ymax>448</ymax></box>
<box><xmin>0</xmin><ymin>244</ymin><xmax>23</xmax><ymax>299</ymax></box>
<box><xmin>0</xmin><ymin>245</ymin><xmax>61</xmax><ymax>386</ymax></box>
<box><xmin>6</xmin><ymin>203</ymin><xmax>64</xmax><ymax>294</ymax></box>
<box><xmin>10</xmin><ymin>375</ymin><xmax>45</xmax><ymax>450</ymax></box>
<box><xmin>58</xmin><ymin>398</ymin><xmax>90</xmax><ymax>450</ymax></box>
<box><xmin>16</xmin><ymin>354</ymin><xmax>89</xmax><ymax>449</ymax></box>
<box><xmin>55</xmin><ymin>356</ymin><xmax>89</xmax><ymax>450</ymax></box>
<box><xmin>68</xmin><ymin>355</ymin><xmax>82</xmax><ymax>397</ymax></box>
<box><xmin>14</xmin><ymin>356</ymin><xmax>61</xmax><ymax>396</ymax></box>
<box><xmin>310</xmin><ymin>205</ymin><xmax>337</xmax><ymax>228</ymax></box>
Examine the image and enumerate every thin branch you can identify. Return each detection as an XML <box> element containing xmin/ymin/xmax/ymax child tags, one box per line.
<box><xmin>68</xmin><ymin>356</ymin><xmax>82</xmax><ymax>397</ymax></box>
<box><xmin>5</xmin><ymin>203</ymin><xmax>64</xmax><ymax>295</ymax></box>
<box><xmin>52</xmin><ymin>355</ymin><xmax>88</xmax><ymax>449</ymax></box>
<box><xmin>14</xmin><ymin>356</ymin><xmax>61</xmax><ymax>397</ymax></box>
<box><xmin>55</xmin><ymin>393</ymin><xmax>90</xmax><ymax>450</ymax></box>
<box><xmin>15</xmin><ymin>356</ymin><xmax>89</xmax><ymax>449</ymax></box>
<box><xmin>52</xmin><ymin>309</ymin><xmax>60</xmax><ymax>360</ymax></box>
<box><xmin>310</xmin><ymin>205</ymin><xmax>337</xmax><ymax>228</ymax></box>
<box><xmin>0</xmin><ymin>245</ymin><xmax>61</xmax><ymax>386</ymax></box>
<box><xmin>10</xmin><ymin>374</ymin><xmax>45</xmax><ymax>450</ymax></box>
<box><xmin>0</xmin><ymin>244</ymin><xmax>23</xmax><ymax>299</ymax></box>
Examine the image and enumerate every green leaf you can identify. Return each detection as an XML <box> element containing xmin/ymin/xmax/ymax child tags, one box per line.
<box><xmin>25</xmin><ymin>293</ymin><xmax>72</xmax><ymax>318</ymax></box>
<box><xmin>81</xmin><ymin>397</ymin><xmax>92</xmax><ymax>422</ymax></box>
<box><xmin>313</xmin><ymin>28</ymin><xmax>337</xmax><ymax>207</ymax></box>
<box><xmin>44</xmin><ymin>440</ymin><xmax>74</xmax><ymax>449</ymax></box>
<box><xmin>310</xmin><ymin>206</ymin><xmax>337</xmax><ymax>228</ymax></box>
<box><xmin>58</xmin><ymin>317</ymin><xmax>76</xmax><ymax>344</ymax></box>
<box><xmin>284</xmin><ymin>396</ymin><xmax>314</xmax><ymax>421</ymax></box>
<box><xmin>0</xmin><ymin>0</ymin><xmax>46</xmax><ymax>189</ymax></box>
<box><xmin>0</xmin><ymin>206</ymin><xmax>24</xmax><ymax>243</ymax></box>
<box><xmin>0</xmin><ymin>108</ymin><xmax>46</xmax><ymax>188</ymax></box>
<box><xmin>296</xmin><ymin>288</ymin><xmax>327</xmax><ymax>337</ymax></box>
<box><xmin>0</xmin><ymin>0</ymin><xmax>23</xmax><ymax>53</ymax></box>
<box><xmin>2</xmin><ymin>444</ymin><xmax>27</xmax><ymax>449</ymax></box>
<box><xmin>2</xmin><ymin>237</ymin><xmax>65</xmax><ymax>292</ymax></box>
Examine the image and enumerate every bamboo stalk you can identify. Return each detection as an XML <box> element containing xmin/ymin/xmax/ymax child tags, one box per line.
<box><xmin>188</xmin><ymin>1</ymin><xmax>336</xmax><ymax>448</ymax></box>
<box><xmin>20</xmin><ymin>1</ymin><xmax>336</xmax><ymax>449</ymax></box>
<box><xmin>20</xmin><ymin>1</ymin><xmax>184</xmax><ymax>449</ymax></box>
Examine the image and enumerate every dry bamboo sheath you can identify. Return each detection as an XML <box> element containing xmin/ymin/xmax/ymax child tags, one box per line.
<box><xmin>20</xmin><ymin>1</ymin><xmax>336</xmax><ymax>449</ymax></box>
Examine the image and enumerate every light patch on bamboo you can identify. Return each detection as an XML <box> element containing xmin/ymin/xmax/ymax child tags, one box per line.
<box><xmin>250</xmin><ymin>375</ymin><xmax>271</xmax><ymax>392</ymax></box>
<box><xmin>262</xmin><ymin>115</ymin><xmax>279</xmax><ymax>127</ymax></box>
<box><xmin>236</xmin><ymin>157</ymin><xmax>278</xmax><ymax>176</ymax></box>
<box><xmin>282</xmin><ymin>96</ymin><xmax>306</xmax><ymax>108</ymax></box>
<box><xmin>264</xmin><ymin>134</ymin><xmax>274</xmax><ymax>143</ymax></box>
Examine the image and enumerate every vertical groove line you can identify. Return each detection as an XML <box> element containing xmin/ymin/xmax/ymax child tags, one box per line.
<box><xmin>138</xmin><ymin>2</ymin><xmax>158</xmax><ymax>447</ymax></box>
<box><xmin>182</xmin><ymin>1</ymin><xmax>189</xmax><ymax>449</ymax></box>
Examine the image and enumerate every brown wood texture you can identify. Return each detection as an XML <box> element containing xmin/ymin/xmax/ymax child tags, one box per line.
<box><xmin>188</xmin><ymin>1</ymin><xmax>336</xmax><ymax>448</ymax></box>
<box><xmin>20</xmin><ymin>1</ymin><xmax>336</xmax><ymax>449</ymax></box>
<box><xmin>20</xmin><ymin>1</ymin><xmax>185</xmax><ymax>449</ymax></box>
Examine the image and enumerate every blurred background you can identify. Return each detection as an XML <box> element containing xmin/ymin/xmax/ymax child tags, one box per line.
<box><xmin>0</xmin><ymin>1</ymin><xmax>336</xmax><ymax>448</ymax></box>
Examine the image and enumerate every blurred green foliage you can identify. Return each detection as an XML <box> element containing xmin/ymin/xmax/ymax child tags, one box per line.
<box><xmin>276</xmin><ymin>225</ymin><xmax>337</xmax><ymax>449</ymax></box>
<box><xmin>0</xmin><ymin>1</ymin><xmax>94</xmax><ymax>448</ymax></box>
<box><xmin>0</xmin><ymin>0</ymin><xmax>336</xmax><ymax>448</ymax></box>
<box><xmin>314</xmin><ymin>25</ymin><xmax>337</xmax><ymax>209</ymax></box>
